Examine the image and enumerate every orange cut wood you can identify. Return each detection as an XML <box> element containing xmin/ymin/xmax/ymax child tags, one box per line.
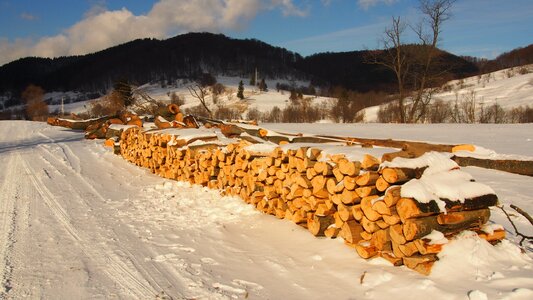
<box><xmin>360</xmin><ymin>195</ymin><xmax>382</xmax><ymax>222</ymax></box>
<box><xmin>354</xmin><ymin>242</ymin><xmax>378</xmax><ymax>259</ymax></box>
<box><xmin>361</xmin><ymin>154</ymin><xmax>380</xmax><ymax>170</ymax></box>
<box><xmin>343</xmin><ymin>176</ymin><xmax>358</xmax><ymax>191</ymax></box>
<box><xmin>381</xmin><ymin>168</ymin><xmax>417</xmax><ymax>184</ymax></box>
<box><xmin>351</xmin><ymin>204</ymin><xmax>364</xmax><ymax>221</ymax></box>
<box><xmin>389</xmin><ymin>224</ymin><xmax>407</xmax><ymax>245</ymax></box>
<box><xmin>375</xmin><ymin>176</ymin><xmax>390</xmax><ymax>192</ymax></box>
<box><xmin>324</xmin><ymin>226</ymin><xmax>341</xmax><ymax>239</ymax></box>
<box><xmin>338</xmin><ymin>203</ymin><xmax>354</xmax><ymax>222</ymax></box>
<box><xmin>355</xmin><ymin>171</ymin><xmax>380</xmax><ymax>186</ymax></box>
<box><xmin>341</xmin><ymin>220</ymin><xmax>364</xmax><ymax>244</ymax></box>
<box><xmin>380</xmin><ymin>252</ymin><xmax>403</xmax><ymax>266</ymax></box>
<box><xmin>384</xmin><ymin>186</ymin><xmax>401</xmax><ymax>207</ymax></box>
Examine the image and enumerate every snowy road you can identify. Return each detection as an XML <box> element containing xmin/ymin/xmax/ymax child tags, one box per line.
<box><xmin>0</xmin><ymin>121</ymin><xmax>532</xmax><ymax>299</ymax></box>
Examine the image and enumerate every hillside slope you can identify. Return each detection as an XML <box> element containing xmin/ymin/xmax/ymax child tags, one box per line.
<box><xmin>362</xmin><ymin>65</ymin><xmax>533</xmax><ymax>122</ymax></box>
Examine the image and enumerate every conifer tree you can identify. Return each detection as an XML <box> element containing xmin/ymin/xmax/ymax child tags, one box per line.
<box><xmin>258</xmin><ymin>78</ymin><xmax>268</xmax><ymax>92</ymax></box>
<box><xmin>249</xmin><ymin>74</ymin><xmax>256</xmax><ymax>86</ymax></box>
<box><xmin>237</xmin><ymin>80</ymin><xmax>245</xmax><ymax>99</ymax></box>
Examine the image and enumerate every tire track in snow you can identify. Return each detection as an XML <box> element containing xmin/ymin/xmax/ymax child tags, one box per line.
<box><xmin>32</xmin><ymin>138</ymin><xmax>190</xmax><ymax>298</ymax></box>
<box><xmin>34</xmin><ymin>129</ymin><xmax>244</xmax><ymax>299</ymax></box>
<box><xmin>0</xmin><ymin>153</ymin><xmax>17</xmax><ymax>297</ymax></box>
<box><xmin>18</xmin><ymin>154</ymin><xmax>159</xmax><ymax>299</ymax></box>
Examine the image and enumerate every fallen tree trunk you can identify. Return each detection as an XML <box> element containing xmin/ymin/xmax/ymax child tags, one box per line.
<box><xmin>452</xmin><ymin>156</ymin><xmax>533</xmax><ymax>177</ymax></box>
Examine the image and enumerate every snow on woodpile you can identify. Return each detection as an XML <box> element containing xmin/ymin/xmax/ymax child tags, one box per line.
<box><xmin>116</xmin><ymin>127</ymin><xmax>505</xmax><ymax>275</ymax></box>
<box><xmin>381</xmin><ymin>152</ymin><xmax>497</xmax><ymax>212</ymax></box>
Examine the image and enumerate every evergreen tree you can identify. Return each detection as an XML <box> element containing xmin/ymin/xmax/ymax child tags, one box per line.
<box><xmin>249</xmin><ymin>73</ymin><xmax>256</xmax><ymax>86</ymax></box>
<box><xmin>237</xmin><ymin>80</ymin><xmax>245</xmax><ymax>99</ymax></box>
<box><xmin>258</xmin><ymin>78</ymin><xmax>268</xmax><ymax>92</ymax></box>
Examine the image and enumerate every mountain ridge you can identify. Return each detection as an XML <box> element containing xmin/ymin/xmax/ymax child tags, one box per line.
<box><xmin>2</xmin><ymin>32</ymin><xmax>522</xmax><ymax>108</ymax></box>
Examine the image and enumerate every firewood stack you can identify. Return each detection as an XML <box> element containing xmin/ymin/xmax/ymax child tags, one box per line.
<box><xmin>118</xmin><ymin>127</ymin><xmax>504</xmax><ymax>275</ymax></box>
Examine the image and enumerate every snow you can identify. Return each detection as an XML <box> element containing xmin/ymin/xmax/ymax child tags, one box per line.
<box><xmin>1</xmin><ymin>120</ymin><xmax>532</xmax><ymax>299</ymax></box>
<box><xmin>244</xmin><ymin>143</ymin><xmax>278</xmax><ymax>155</ymax></box>
<box><xmin>400</xmin><ymin>168</ymin><xmax>495</xmax><ymax>211</ymax></box>
<box><xmin>381</xmin><ymin>151</ymin><xmax>458</xmax><ymax>174</ymax></box>
<box><xmin>263</xmin><ymin>123</ymin><xmax>533</xmax><ymax>159</ymax></box>
<box><xmin>422</xmin><ymin>230</ymin><xmax>449</xmax><ymax>246</ymax></box>
<box><xmin>151</xmin><ymin>127</ymin><xmax>217</xmax><ymax>142</ymax></box>
<box><xmin>361</xmin><ymin>65</ymin><xmax>533</xmax><ymax>122</ymax></box>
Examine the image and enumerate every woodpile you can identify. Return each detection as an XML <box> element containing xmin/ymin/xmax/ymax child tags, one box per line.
<box><xmin>117</xmin><ymin>126</ymin><xmax>504</xmax><ymax>275</ymax></box>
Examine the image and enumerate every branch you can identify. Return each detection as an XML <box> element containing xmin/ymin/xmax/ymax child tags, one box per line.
<box><xmin>498</xmin><ymin>205</ymin><xmax>533</xmax><ymax>247</ymax></box>
<box><xmin>511</xmin><ymin>204</ymin><xmax>533</xmax><ymax>226</ymax></box>
<box><xmin>187</xmin><ymin>84</ymin><xmax>212</xmax><ymax>117</ymax></box>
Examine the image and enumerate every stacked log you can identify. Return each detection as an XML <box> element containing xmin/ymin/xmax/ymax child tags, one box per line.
<box><xmin>117</xmin><ymin>128</ymin><xmax>504</xmax><ymax>275</ymax></box>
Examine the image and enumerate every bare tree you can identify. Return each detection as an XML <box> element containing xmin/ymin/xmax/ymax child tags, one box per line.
<box><xmin>408</xmin><ymin>0</ymin><xmax>455</xmax><ymax>122</ymax></box>
<box><xmin>369</xmin><ymin>0</ymin><xmax>455</xmax><ymax>123</ymax></box>
<box><xmin>22</xmin><ymin>84</ymin><xmax>48</xmax><ymax>120</ymax></box>
<box><xmin>187</xmin><ymin>84</ymin><xmax>212</xmax><ymax>117</ymax></box>
<box><xmin>367</xmin><ymin>16</ymin><xmax>409</xmax><ymax>122</ymax></box>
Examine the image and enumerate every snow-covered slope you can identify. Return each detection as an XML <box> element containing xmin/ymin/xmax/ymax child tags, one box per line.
<box><xmin>0</xmin><ymin>121</ymin><xmax>532</xmax><ymax>299</ymax></box>
<box><xmin>363</xmin><ymin>65</ymin><xmax>533</xmax><ymax>122</ymax></box>
<box><xmin>46</xmin><ymin>64</ymin><xmax>533</xmax><ymax>124</ymax></box>
<box><xmin>46</xmin><ymin>76</ymin><xmax>333</xmax><ymax>119</ymax></box>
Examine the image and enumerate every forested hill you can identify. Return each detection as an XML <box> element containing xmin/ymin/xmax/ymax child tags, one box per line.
<box><xmin>0</xmin><ymin>33</ymin><xmax>304</xmax><ymax>95</ymax></box>
<box><xmin>0</xmin><ymin>32</ymin><xmax>480</xmax><ymax>101</ymax></box>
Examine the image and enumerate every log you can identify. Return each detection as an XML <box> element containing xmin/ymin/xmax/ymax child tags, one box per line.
<box><xmin>327</xmin><ymin>178</ymin><xmax>344</xmax><ymax>194</ymax></box>
<box><xmin>452</xmin><ymin>156</ymin><xmax>533</xmax><ymax>177</ymax></box>
<box><xmin>324</xmin><ymin>226</ymin><xmax>341</xmax><ymax>239</ymax></box>
<box><xmin>413</xmin><ymin>239</ymin><xmax>444</xmax><ymax>255</ymax></box>
<box><xmin>384</xmin><ymin>186</ymin><xmax>401</xmax><ymax>207</ymax></box>
<box><xmin>337</xmin><ymin>159</ymin><xmax>361</xmax><ymax>176</ymax></box>
<box><xmin>314</xmin><ymin>161</ymin><xmax>333</xmax><ymax>176</ymax></box>
<box><xmin>396</xmin><ymin>195</ymin><xmax>498</xmax><ymax>222</ymax></box>
<box><xmin>361</xmin><ymin>216</ymin><xmax>380</xmax><ymax>233</ymax></box>
<box><xmin>338</xmin><ymin>203</ymin><xmax>355</xmax><ymax>222</ymax></box>
<box><xmin>389</xmin><ymin>224</ymin><xmax>407</xmax><ymax>245</ymax></box>
<box><xmin>340</xmin><ymin>189</ymin><xmax>361</xmax><ymax>205</ymax></box>
<box><xmin>360</xmin><ymin>230</ymin><xmax>373</xmax><ymax>241</ymax></box>
<box><xmin>355</xmin><ymin>186</ymin><xmax>378</xmax><ymax>198</ymax></box>
<box><xmin>361</xmin><ymin>154</ymin><xmax>380</xmax><ymax>171</ymax></box>
<box><xmin>375</xmin><ymin>176</ymin><xmax>390</xmax><ymax>192</ymax></box>
<box><xmin>382</xmin><ymin>213</ymin><xmax>401</xmax><ymax>226</ymax></box>
<box><xmin>381</xmin><ymin>167</ymin><xmax>421</xmax><ymax>184</ymax></box>
<box><xmin>398</xmin><ymin>241</ymin><xmax>419</xmax><ymax>256</ymax></box>
<box><xmin>343</xmin><ymin>176</ymin><xmax>358</xmax><ymax>191</ymax></box>
<box><xmin>402</xmin><ymin>254</ymin><xmax>438</xmax><ymax>275</ymax></box>
<box><xmin>355</xmin><ymin>171</ymin><xmax>380</xmax><ymax>186</ymax></box>
<box><xmin>372</xmin><ymin>200</ymin><xmax>391</xmax><ymax>216</ymax></box>
<box><xmin>353</xmin><ymin>241</ymin><xmax>379</xmax><ymax>259</ymax></box>
<box><xmin>436</xmin><ymin>209</ymin><xmax>492</xmax><ymax>225</ymax></box>
<box><xmin>402</xmin><ymin>209</ymin><xmax>490</xmax><ymax>241</ymax></box>
<box><xmin>477</xmin><ymin>229</ymin><xmax>506</xmax><ymax>243</ymax></box>
<box><xmin>380</xmin><ymin>252</ymin><xmax>403</xmax><ymax>266</ymax></box>
<box><xmin>341</xmin><ymin>220</ymin><xmax>364</xmax><ymax>244</ymax></box>
<box><xmin>352</xmin><ymin>204</ymin><xmax>364</xmax><ymax>221</ymax></box>
<box><xmin>360</xmin><ymin>196</ymin><xmax>381</xmax><ymax>222</ymax></box>
<box><xmin>370</xmin><ymin>229</ymin><xmax>390</xmax><ymax>251</ymax></box>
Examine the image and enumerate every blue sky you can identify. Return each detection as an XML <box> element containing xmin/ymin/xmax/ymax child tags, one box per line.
<box><xmin>0</xmin><ymin>0</ymin><xmax>532</xmax><ymax>66</ymax></box>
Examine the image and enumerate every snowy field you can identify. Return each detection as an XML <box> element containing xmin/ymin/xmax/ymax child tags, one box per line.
<box><xmin>42</xmin><ymin>65</ymin><xmax>533</xmax><ymax>125</ymax></box>
<box><xmin>0</xmin><ymin>120</ymin><xmax>532</xmax><ymax>299</ymax></box>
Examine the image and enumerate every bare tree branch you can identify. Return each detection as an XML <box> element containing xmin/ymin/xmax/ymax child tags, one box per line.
<box><xmin>498</xmin><ymin>205</ymin><xmax>533</xmax><ymax>247</ymax></box>
<box><xmin>511</xmin><ymin>204</ymin><xmax>533</xmax><ymax>227</ymax></box>
<box><xmin>188</xmin><ymin>84</ymin><xmax>212</xmax><ymax>117</ymax></box>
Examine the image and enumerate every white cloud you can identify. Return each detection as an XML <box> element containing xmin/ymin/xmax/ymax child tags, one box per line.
<box><xmin>20</xmin><ymin>12</ymin><xmax>37</xmax><ymax>21</ymax></box>
<box><xmin>0</xmin><ymin>0</ymin><xmax>307</xmax><ymax>66</ymax></box>
<box><xmin>358</xmin><ymin>0</ymin><xmax>397</xmax><ymax>10</ymax></box>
